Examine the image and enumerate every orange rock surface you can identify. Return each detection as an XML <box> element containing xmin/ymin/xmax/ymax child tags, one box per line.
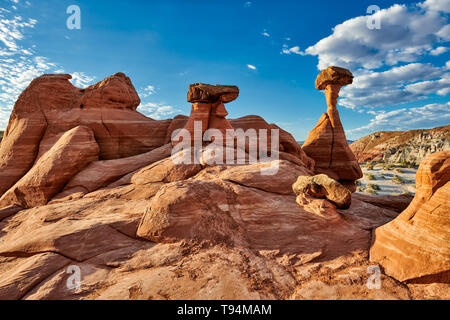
<box><xmin>302</xmin><ymin>67</ymin><xmax>362</xmax><ymax>189</ymax></box>
<box><xmin>0</xmin><ymin>126</ymin><xmax>99</xmax><ymax>209</ymax></box>
<box><xmin>0</xmin><ymin>72</ymin><xmax>448</xmax><ymax>300</ymax></box>
<box><xmin>370</xmin><ymin>151</ymin><xmax>450</xmax><ymax>283</ymax></box>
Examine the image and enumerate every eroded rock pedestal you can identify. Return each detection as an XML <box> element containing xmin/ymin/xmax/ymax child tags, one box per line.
<box><xmin>302</xmin><ymin>66</ymin><xmax>363</xmax><ymax>192</ymax></box>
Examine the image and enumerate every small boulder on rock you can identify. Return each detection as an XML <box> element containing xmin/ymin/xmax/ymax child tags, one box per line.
<box><xmin>293</xmin><ymin>174</ymin><xmax>352</xmax><ymax>210</ymax></box>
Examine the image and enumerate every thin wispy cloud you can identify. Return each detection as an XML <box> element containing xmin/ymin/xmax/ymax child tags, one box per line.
<box><xmin>261</xmin><ymin>30</ymin><xmax>270</xmax><ymax>38</ymax></box>
<box><xmin>140</xmin><ymin>85</ymin><xmax>157</xmax><ymax>98</ymax></box>
<box><xmin>247</xmin><ymin>64</ymin><xmax>257</xmax><ymax>70</ymax></box>
<box><xmin>0</xmin><ymin>5</ymin><xmax>95</xmax><ymax>129</ymax></box>
<box><xmin>138</xmin><ymin>102</ymin><xmax>180</xmax><ymax>120</ymax></box>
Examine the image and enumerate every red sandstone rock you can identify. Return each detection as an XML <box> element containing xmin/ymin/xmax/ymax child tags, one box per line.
<box><xmin>136</xmin><ymin>180</ymin><xmax>248</xmax><ymax>244</ymax></box>
<box><xmin>315</xmin><ymin>66</ymin><xmax>353</xmax><ymax>90</ymax></box>
<box><xmin>0</xmin><ymin>253</ymin><xmax>70</xmax><ymax>300</ymax></box>
<box><xmin>370</xmin><ymin>151</ymin><xmax>450</xmax><ymax>283</ymax></box>
<box><xmin>303</xmin><ymin>67</ymin><xmax>362</xmax><ymax>188</ymax></box>
<box><xmin>293</xmin><ymin>174</ymin><xmax>352</xmax><ymax>210</ymax></box>
<box><xmin>80</xmin><ymin>72</ymin><xmax>140</xmax><ymax>110</ymax></box>
<box><xmin>188</xmin><ymin>83</ymin><xmax>239</xmax><ymax>103</ymax></box>
<box><xmin>175</xmin><ymin>85</ymin><xmax>237</xmax><ymax>147</ymax></box>
<box><xmin>53</xmin><ymin>143</ymin><xmax>173</xmax><ymax>199</ymax></box>
<box><xmin>0</xmin><ymin>73</ymin><xmax>170</xmax><ymax>198</ymax></box>
<box><xmin>0</xmin><ymin>126</ymin><xmax>99</xmax><ymax>209</ymax></box>
<box><xmin>230</xmin><ymin>115</ymin><xmax>315</xmax><ymax>170</ymax></box>
<box><xmin>1</xmin><ymin>72</ymin><xmax>445</xmax><ymax>301</ymax></box>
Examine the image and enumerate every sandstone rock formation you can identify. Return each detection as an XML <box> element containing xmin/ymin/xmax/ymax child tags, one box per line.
<box><xmin>0</xmin><ymin>73</ymin><xmax>170</xmax><ymax>197</ymax></box>
<box><xmin>292</xmin><ymin>174</ymin><xmax>352</xmax><ymax>220</ymax></box>
<box><xmin>174</xmin><ymin>84</ymin><xmax>238</xmax><ymax>145</ymax></box>
<box><xmin>0</xmin><ymin>72</ymin><xmax>447</xmax><ymax>300</ymax></box>
<box><xmin>0</xmin><ymin>126</ymin><xmax>99</xmax><ymax>209</ymax></box>
<box><xmin>302</xmin><ymin>66</ymin><xmax>363</xmax><ymax>191</ymax></box>
<box><xmin>0</xmin><ymin>76</ymin><xmax>313</xmax><ymax>209</ymax></box>
<box><xmin>350</xmin><ymin>125</ymin><xmax>450</xmax><ymax>165</ymax></box>
<box><xmin>370</xmin><ymin>151</ymin><xmax>450</xmax><ymax>283</ymax></box>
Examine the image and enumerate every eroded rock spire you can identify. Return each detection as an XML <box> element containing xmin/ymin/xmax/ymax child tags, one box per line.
<box><xmin>302</xmin><ymin>66</ymin><xmax>363</xmax><ymax>192</ymax></box>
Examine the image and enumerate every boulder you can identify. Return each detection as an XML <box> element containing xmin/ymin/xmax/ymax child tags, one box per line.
<box><xmin>293</xmin><ymin>174</ymin><xmax>352</xmax><ymax>210</ymax></box>
<box><xmin>0</xmin><ymin>126</ymin><xmax>99</xmax><ymax>209</ymax></box>
<box><xmin>188</xmin><ymin>83</ymin><xmax>239</xmax><ymax>103</ymax></box>
<box><xmin>315</xmin><ymin>66</ymin><xmax>354</xmax><ymax>90</ymax></box>
<box><xmin>137</xmin><ymin>180</ymin><xmax>247</xmax><ymax>245</ymax></box>
<box><xmin>370</xmin><ymin>151</ymin><xmax>450</xmax><ymax>283</ymax></box>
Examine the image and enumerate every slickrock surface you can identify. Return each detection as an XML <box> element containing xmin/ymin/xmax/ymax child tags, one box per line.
<box><xmin>53</xmin><ymin>144</ymin><xmax>173</xmax><ymax>200</ymax></box>
<box><xmin>350</xmin><ymin>125</ymin><xmax>450</xmax><ymax>165</ymax></box>
<box><xmin>229</xmin><ymin>116</ymin><xmax>315</xmax><ymax>170</ymax></box>
<box><xmin>0</xmin><ymin>72</ymin><xmax>448</xmax><ymax>300</ymax></box>
<box><xmin>303</xmin><ymin>67</ymin><xmax>362</xmax><ymax>190</ymax></box>
<box><xmin>0</xmin><ymin>126</ymin><xmax>99</xmax><ymax>209</ymax></box>
<box><xmin>370</xmin><ymin>151</ymin><xmax>450</xmax><ymax>282</ymax></box>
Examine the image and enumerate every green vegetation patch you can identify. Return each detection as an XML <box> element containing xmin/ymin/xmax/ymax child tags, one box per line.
<box><xmin>367</xmin><ymin>183</ymin><xmax>381</xmax><ymax>191</ymax></box>
<box><xmin>392</xmin><ymin>175</ymin><xmax>405</xmax><ymax>184</ymax></box>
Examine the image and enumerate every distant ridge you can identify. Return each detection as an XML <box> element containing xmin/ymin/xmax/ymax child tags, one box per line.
<box><xmin>350</xmin><ymin>125</ymin><xmax>450</xmax><ymax>165</ymax></box>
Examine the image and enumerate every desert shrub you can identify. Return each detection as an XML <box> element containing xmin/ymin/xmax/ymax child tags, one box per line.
<box><xmin>399</xmin><ymin>160</ymin><xmax>410</xmax><ymax>168</ymax></box>
<box><xmin>380</xmin><ymin>174</ymin><xmax>386</xmax><ymax>179</ymax></box>
<box><xmin>383</xmin><ymin>164</ymin><xmax>394</xmax><ymax>171</ymax></box>
<box><xmin>355</xmin><ymin>180</ymin><xmax>362</xmax><ymax>187</ymax></box>
<box><xmin>366</xmin><ymin>164</ymin><xmax>374</xmax><ymax>170</ymax></box>
<box><xmin>395</xmin><ymin>168</ymin><xmax>404</xmax><ymax>174</ymax></box>
<box><xmin>356</xmin><ymin>186</ymin><xmax>363</xmax><ymax>192</ymax></box>
<box><xmin>366</xmin><ymin>174</ymin><xmax>376</xmax><ymax>180</ymax></box>
<box><xmin>365</xmin><ymin>188</ymin><xmax>378</xmax><ymax>195</ymax></box>
<box><xmin>367</xmin><ymin>183</ymin><xmax>381</xmax><ymax>191</ymax></box>
<box><xmin>392</xmin><ymin>175</ymin><xmax>405</xmax><ymax>184</ymax></box>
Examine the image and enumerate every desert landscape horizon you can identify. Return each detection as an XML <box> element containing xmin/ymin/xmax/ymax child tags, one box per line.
<box><xmin>0</xmin><ymin>0</ymin><xmax>449</xmax><ymax>309</ymax></box>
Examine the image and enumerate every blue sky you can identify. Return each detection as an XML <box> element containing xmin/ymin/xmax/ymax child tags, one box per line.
<box><xmin>0</xmin><ymin>0</ymin><xmax>449</xmax><ymax>140</ymax></box>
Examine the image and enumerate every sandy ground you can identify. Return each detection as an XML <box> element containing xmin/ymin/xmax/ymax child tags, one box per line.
<box><xmin>357</xmin><ymin>163</ymin><xmax>417</xmax><ymax>196</ymax></box>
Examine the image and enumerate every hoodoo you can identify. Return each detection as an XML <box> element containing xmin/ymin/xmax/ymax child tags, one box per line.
<box><xmin>302</xmin><ymin>66</ymin><xmax>363</xmax><ymax>192</ymax></box>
